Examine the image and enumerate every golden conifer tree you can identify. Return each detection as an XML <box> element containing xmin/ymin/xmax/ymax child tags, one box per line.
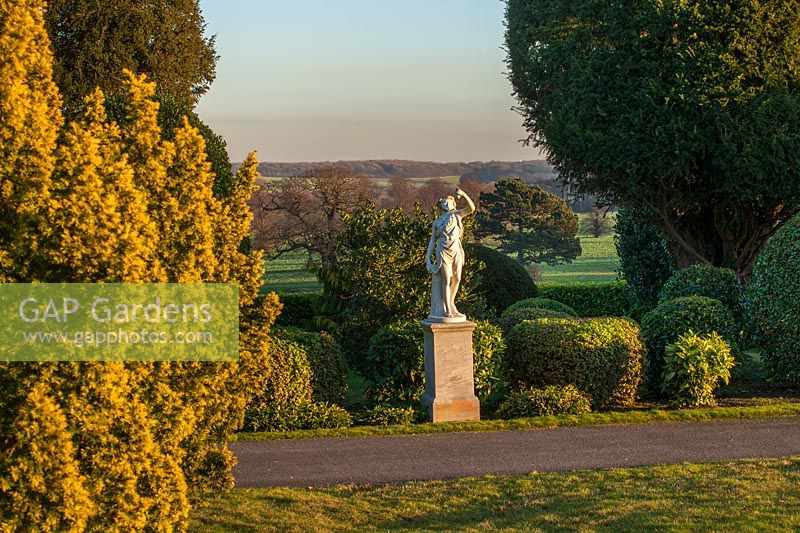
<box><xmin>0</xmin><ymin>0</ymin><xmax>62</xmax><ymax>282</ymax></box>
<box><xmin>1</xmin><ymin>2</ymin><xmax>282</xmax><ymax>528</ymax></box>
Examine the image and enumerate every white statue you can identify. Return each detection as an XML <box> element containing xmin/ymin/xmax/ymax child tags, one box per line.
<box><xmin>426</xmin><ymin>188</ymin><xmax>475</xmax><ymax>322</ymax></box>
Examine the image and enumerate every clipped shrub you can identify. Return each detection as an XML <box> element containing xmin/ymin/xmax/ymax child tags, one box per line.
<box><xmin>466</xmin><ymin>243</ymin><xmax>538</xmax><ymax>314</ymax></box>
<box><xmin>747</xmin><ymin>215</ymin><xmax>800</xmax><ymax>384</ymax></box>
<box><xmin>242</xmin><ymin>402</ymin><xmax>352</xmax><ymax>432</ymax></box>
<box><xmin>662</xmin><ymin>331</ymin><xmax>735</xmax><ymax>407</ymax></box>
<box><xmin>244</xmin><ymin>336</ymin><xmax>342</xmax><ymax>433</ymax></box>
<box><xmin>658</xmin><ymin>265</ymin><xmax>743</xmax><ymax>319</ymax></box>
<box><xmin>275</xmin><ymin>328</ymin><xmax>348</xmax><ymax>404</ymax></box>
<box><xmin>498</xmin><ymin>307</ymin><xmax>572</xmax><ymax>334</ymax></box>
<box><xmin>365</xmin><ymin>319</ymin><xmax>505</xmax><ymax>404</ymax></box>
<box><xmin>505</xmin><ymin>317</ymin><xmax>643</xmax><ymax>409</ymax></box>
<box><xmin>614</xmin><ymin>205</ymin><xmax>676</xmax><ymax>317</ymax></box>
<box><xmin>502</xmin><ymin>297</ymin><xmax>578</xmax><ymax>318</ymax></box>
<box><xmin>640</xmin><ymin>296</ymin><xmax>738</xmax><ymax>392</ymax></box>
<box><xmin>275</xmin><ymin>292</ymin><xmax>321</xmax><ymax>329</ymax></box>
<box><xmin>496</xmin><ymin>384</ymin><xmax>592</xmax><ymax>419</ymax></box>
<box><xmin>358</xmin><ymin>404</ymin><xmax>419</xmax><ymax>426</ymax></box>
<box><xmin>252</xmin><ymin>336</ymin><xmax>313</xmax><ymax>405</ymax></box>
<box><xmin>537</xmin><ymin>281</ymin><xmax>631</xmax><ymax>317</ymax></box>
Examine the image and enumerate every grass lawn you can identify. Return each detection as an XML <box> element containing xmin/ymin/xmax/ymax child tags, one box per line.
<box><xmin>260</xmin><ymin>252</ymin><xmax>319</xmax><ymax>293</ymax></box>
<box><xmin>190</xmin><ymin>456</ymin><xmax>800</xmax><ymax>531</ymax></box>
<box><xmin>536</xmin><ymin>232</ymin><xmax>619</xmax><ymax>284</ymax></box>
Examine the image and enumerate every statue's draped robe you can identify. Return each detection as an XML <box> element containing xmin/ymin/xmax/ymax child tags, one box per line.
<box><xmin>429</xmin><ymin>211</ymin><xmax>464</xmax><ymax>318</ymax></box>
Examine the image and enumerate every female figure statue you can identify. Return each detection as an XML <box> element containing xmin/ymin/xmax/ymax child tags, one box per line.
<box><xmin>425</xmin><ymin>188</ymin><xmax>475</xmax><ymax>321</ymax></box>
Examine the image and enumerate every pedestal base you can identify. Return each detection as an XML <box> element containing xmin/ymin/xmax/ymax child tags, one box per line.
<box><xmin>420</xmin><ymin>320</ymin><xmax>480</xmax><ymax>423</ymax></box>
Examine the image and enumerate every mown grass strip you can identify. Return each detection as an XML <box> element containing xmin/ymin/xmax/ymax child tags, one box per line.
<box><xmin>191</xmin><ymin>456</ymin><xmax>800</xmax><ymax>531</ymax></box>
<box><xmin>235</xmin><ymin>400</ymin><xmax>800</xmax><ymax>442</ymax></box>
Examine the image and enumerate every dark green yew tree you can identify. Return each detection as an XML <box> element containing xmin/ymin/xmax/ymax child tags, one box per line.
<box><xmin>45</xmin><ymin>0</ymin><xmax>217</xmax><ymax>109</ymax></box>
<box><xmin>506</xmin><ymin>0</ymin><xmax>800</xmax><ymax>279</ymax></box>
<box><xmin>476</xmin><ymin>177</ymin><xmax>580</xmax><ymax>265</ymax></box>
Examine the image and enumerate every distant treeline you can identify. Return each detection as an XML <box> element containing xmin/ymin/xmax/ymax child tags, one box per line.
<box><xmin>246</xmin><ymin>159</ymin><xmax>557</xmax><ymax>183</ymax></box>
<box><xmin>234</xmin><ymin>159</ymin><xmax>595</xmax><ymax>212</ymax></box>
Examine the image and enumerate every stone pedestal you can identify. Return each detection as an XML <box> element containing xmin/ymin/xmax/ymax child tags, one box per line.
<box><xmin>420</xmin><ymin>320</ymin><xmax>480</xmax><ymax>423</ymax></box>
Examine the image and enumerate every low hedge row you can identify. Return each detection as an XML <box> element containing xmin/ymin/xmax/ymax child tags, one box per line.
<box><xmin>537</xmin><ymin>281</ymin><xmax>632</xmax><ymax>317</ymax></box>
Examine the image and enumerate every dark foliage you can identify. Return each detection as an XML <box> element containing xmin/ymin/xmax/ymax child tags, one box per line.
<box><xmin>506</xmin><ymin>0</ymin><xmax>800</xmax><ymax>278</ymax></box>
<box><xmin>467</xmin><ymin>244</ymin><xmax>538</xmax><ymax>315</ymax></box>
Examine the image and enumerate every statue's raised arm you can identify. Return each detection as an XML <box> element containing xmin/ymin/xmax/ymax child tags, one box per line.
<box><xmin>453</xmin><ymin>188</ymin><xmax>475</xmax><ymax>217</ymax></box>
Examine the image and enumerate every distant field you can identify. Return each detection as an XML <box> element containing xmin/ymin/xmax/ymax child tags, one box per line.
<box><xmin>260</xmin><ymin>213</ymin><xmax>619</xmax><ymax>293</ymax></box>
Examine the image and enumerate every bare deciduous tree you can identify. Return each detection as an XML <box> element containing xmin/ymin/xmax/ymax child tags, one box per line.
<box><xmin>250</xmin><ymin>166</ymin><xmax>374</xmax><ymax>268</ymax></box>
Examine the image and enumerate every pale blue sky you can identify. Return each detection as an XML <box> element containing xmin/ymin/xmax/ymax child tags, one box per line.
<box><xmin>196</xmin><ymin>0</ymin><xmax>537</xmax><ymax>162</ymax></box>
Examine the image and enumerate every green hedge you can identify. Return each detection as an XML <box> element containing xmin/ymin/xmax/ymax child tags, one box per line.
<box><xmin>502</xmin><ymin>297</ymin><xmax>578</xmax><ymax>318</ymax></box>
<box><xmin>466</xmin><ymin>243</ymin><xmax>538</xmax><ymax>314</ymax></box>
<box><xmin>356</xmin><ymin>404</ymin><xmax>420</xmax><ymax>426</ymax></box>
<box><xmin>537</xmin><ymin>281</ymin><xmax>631</xmax><ymax>317</ymax></box>
<box><xmin>505</xmin><ymin>317</ymin><xmax>643</xmax><ymax>409</ymax></box>
<box><xmin>496</xmin><ymin>384</ymin><xmax>591</xmax><ymax>419</ymax></box>
<box><xmin>244</xmin><ymin>334</ymin><xmax>351</xmax><ymax>432</ymax></box>
<box><xmin>640</xmin><ymin>296</ymin><xmax>738</xmax><ymax>393</ymax></box>
<box><xmin>275</xmin><ymin>292</ymin><xmax>321</xmax><ymax>329</ymax></box>
<box><xmin>274</xmin><ymin>328</ymin><xmax>348</xmax><ymax>404</ymax></box>
<box><xmin>747</xmin><ymin>215</ymin><xmax>800</xmax><ymax>383</ymax></box>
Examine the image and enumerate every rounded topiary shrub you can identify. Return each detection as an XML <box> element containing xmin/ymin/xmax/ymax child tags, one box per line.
<box><xmin>747</xmin><ymin>215</ymin><xmax>800</xmax><ymax>383</ymax></box>
<box><xmin>505</xmin><ymin>317</ymin><xmax>644</xmax><ymax>409</ymax></box>
<box><xmin>466</xmin><ymin>243</ymin><xmax>538</xmax><ymax>314</ymax></box>
<box><xmin>274</xmin><ymin>328</ymin><xmax>348</xmax><ymax>405</ymax></box>
<box><xmin>252</xmin><ymin>336</ymin><xmax>313</xmax><ymax>405</ymax></box>
<box><xmin>496</xmin><ymin>384</ymin><xmax>591</xmax><ymax>419</ymax></box>
<box><xmin>502</xmin><ymin>297</ymin><xmax>578</xmax><ymax>318</ymax></box>
<box><xmin>365</xmin><ymin>319</ymin><xmax>505</xmax><ymax>404</ymax></box>
<box><xmin>658</xmin><ymin>264</ymin><xmax>743</xmax><ymax>319</ymax></box>
<box><xmin>498</xmin><ymin>307</ymin><xmax>572</xmax><ymax>334</ymax></box>
<box><xmin>640</xmin><ymin>296</ymin><xmax>738</xmax><ymax>392</ymax></box>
